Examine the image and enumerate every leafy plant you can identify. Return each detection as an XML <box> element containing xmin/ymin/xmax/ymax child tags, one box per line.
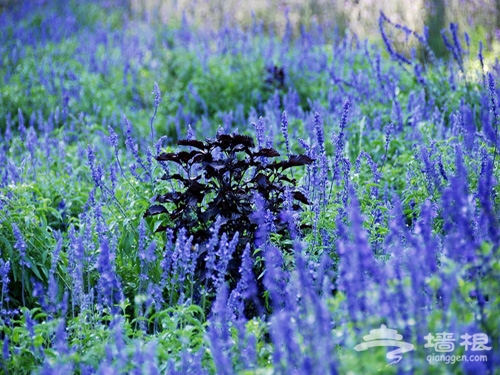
<box><xmin>144</xmin><ymin>132</ymin><xmax>313</xmax><ymax>305</ymax></box>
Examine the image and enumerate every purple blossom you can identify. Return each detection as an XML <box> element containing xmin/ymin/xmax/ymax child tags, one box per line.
<box><xmin>250</xmin><ymin>193</ymin><xmax>272</xmax><ymax>247</ymax></box>
<box><xmin>18</xmin><ymin>108</ymin><xmax>26</xmax><ymax>139</ymax></box>
<box><xmin>2</xmin><ymin>335</ymin><xmax>9</xmax><ymax>365</ymax></box>
<box><xmin>356</xmin><ymin>150</ymin><xmax>381</xmax><ymax>197</ymax></box>
<box><xmin>214</xmin><ymin>232</ymin><xmax>239</xmax><ymax>292</ymax></box>
<box><xmin>0</xmin><ymin>259</ymin><xmax>10</xmax><ymax>308</ymax></box>
<box><xmin>382</xmin><ymin>122</ymin><xmax>394</xmax><ymax>164</ymax></box>
<box><xmin>378</xmin><ymin>12</ymin><xmax>412</xmax><ymax>65</ymax></box>
<box><xmin>47</xmin><ymin>231</ymin><xmax>63</xmax><ymax>313</ymax></box>
<box><xmin>488</xmin><ymin>73</ymin><xmax>499</xmax><ymax>150</ymax></box>
<box><xmin>53</xmin><ymin>319</ymin><xmax>69</xmax><ymax>355</ymax></box>
<box><xmin>26</xmin><ymin>125</ymin><xmax>38</xmax><ymax>159</ymax></box>
<box><xmin>207</xmin><ymin>284</ymin><xmax>233</xmax><ymax>375</ymax></box>
<box><xmin>124</xmin><ymin>116</ymin><xmax>139</xmax><ymax>160</ymax></box>
<box><xmin>252</xmin><ymin>116</ymin><xmax>265</xmax><ymax>149</ymax></box>
<box><xmin>96</xmin><ymin>238</ymin><xmax>123</xmax><ymax>309</ymax></box>
<box><xmin>333</xmin><ymin>100</ymin><xmax>350</xmax><ymax>182</ymax></box>
<box><xmin>478</xmin><ymin>41</ymin><xmax>484</xmax><ymax>76</ymax></box>
<box><xmin>263</xmin><ymin>244</ymin><xmax>288</xmax><ymax>311</ymax></box>
<box><xmin>152</xmin><ymin>81</ymin><xmax>162</xmax><ymax>107</ymax></box>
<box><xmin>314</xmin><ymin>112</ymin><xmax>325</xmax><ymax>155</ymax></box>
<box><xmin>109</xmin><ymin>162</ymin><xmax>118</xmax><ymax>194</ymax></box>
<box><xmin>280</xmin><ymin>111</ymin><xmax>290</xmax><ymax>156</ymax></box>
<box><xmin>108</xmin><ymin>125</ymin><xmax>119</xmax><ymax>150</ymax></box>
<box><xmin>24</xmin><ymin>309</ymin><xmax>41</xmax><ymax>358</ymax></box>
<box><xmin>12</xmin><ymin>223</ymin><xmax>29</xmax><ymax>268</ymax></box>
<box><xmin>124</xmin><ymin>116</ymin><xmax>152</xmax><ymax>181</ymax></box>
<box><xmin>414</xmin><ymin>63</ymin><xmax>425</xmax><ymax>86</ymax></box>
<box><xmin>155</xmin><ymin>135</ymin><xmax>169</xmax><ymax>157</ymax></box>
<box><xmin>86</xmin><ymin>144</ymin><xmax>103</xmax><ymax>188</ymax></box>
<box><xmin>187</xmin><ymin>124</ymin><xmax>195</xmax><ymax>139</ymax></box>
<box><xmin>203</xmin><ymin>216</ymin><xmax>224</xmax><ymax>292</ymax></box>
<box><xmin>169</xmin><ymin>229</ymin><xmax>194</xmax><ymax>302</ymax></box>
<box><xmin>298</xmin><ymin>138</ymin><xmax>310</xmax><ymax>153</ymax></box>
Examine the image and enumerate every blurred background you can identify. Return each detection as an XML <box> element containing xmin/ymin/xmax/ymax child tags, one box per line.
<box><xmin>126</xmin><ymin>0</ymin><xmax>499</xmax><ymax>54</ymax></box>
<box><xmin>1</xmin><ymin>0</ymin><xmax>499</xmax><ymax>57</ymax></box>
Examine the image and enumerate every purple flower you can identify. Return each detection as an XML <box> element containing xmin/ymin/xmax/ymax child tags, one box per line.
<box><xmin>124</xmin><ymin>116</ymin><xmax>139</xmax><ymax>158</ymax></box>
<box><xmin>24</xmin><ymin>309</ymin><xmax>42</xmax><ymax>358</ymax></box>
<box><xmin>108</xmin><ymin>125</ymin><xmax>119</xmax><ymax>150</ymax></box>
<box><xmin>356</xmin><ymin>151</ymin><xmax>381</xmax><ymax>197</ymax></box>
<box><xmin>214</xmin><ymin>232</ymin><xmax>239</xmax><ymax>292</ymax></box>
<box><xmin>239</xmin><ymin>243</ymin><xmax>257</xmax><ymax>300</ymax></box>
<box><xmin>250</xmin><ymin>193</ymin><xmax>272</xmax><ymax>248</ymax></box>
<box><xmin>46</xmin><ymin>231</ymin><xmax>63</xmax><ymax>313</ymax></box>
<box><xmin>280</xmin><ymin>111</ymin><xmax>290</xmax><ymax>156</ymax></box>
<box><xmin>263</xmin><ymin>244</ymin><xmax>288</xmax><ymax>311</ymax></box>
<box><xmin>203</xmin><ymin>216</ymin><xmax>224</xmax><ymax>291</ymax></box>
<box><xmin>450</xmin><ymin>23</ymin><xmax>463</xmax><ymax>62</ymax></box>
<box><xmin>207</xmin><ymin>284</ymin><xmax>233</xmax><ymax>375</ymax></box>
<box><xmin>160</xmin><ymin>229</ymin><xmax>174</xmax><ymax>292</ymax></box>
<box><xmin>109</xmin><ymin>162</ymin><xmax>118</xmax><ymax>194</ymax></box>
<box><xmin>155</xmin><ymin>135</ymin><xmax>169</xmax><ymax>157</ymax></box>
<box><xmin>67</xmin><ymin>226</ymin><xmax>85</xmax><ymax>313</ymax></box>
<box><xmin>149</xmin><ymin>82</ymin><xmax>162</xmax><ymax>145</ymax></box>
<box><xmin>54</xmin><ymin>319</ymin><xmax>69</xmax><ymax>355</ymax></box>
<box><xmin>0</xmin><ymin>259</ymin><xmax>10</xmax><ymax>310</ymax></box>
<box><xmin>2</xmin><ymin>334</ymin><xmax>9</xmax><ymax>365</ymax></box>
<box><xmin>478</xmin><ymin>41</ymin><xmax>484</xmax><ymax>75</ymax></box>
<box><xmin>169</xmin><ymin>229</ymin><xmax>195</xmax><ymax>302</ymax></box>
<box><xmin>477</xmin><ymin>155</ymin><xmax>499</xmax><ymax>244</ymax></box>
<box><xmin>464</xmin><ymin>31</ymin><xmax>470</xmax><ymax>50</ymax></box>
<box><xmin>378</xmin><ymin>12</ymin><xmax>411</xmax><ymax>65</ymax></box>
<box><xmin>124</xmin><ymin>116</ymin><xmax>152</xmax><ymax>181</ymax></box>
<box><xmin>314</xmin><ymin>112</ymin><xmax>325</xmax><ymax>155</ymax></box>
<box><xmin>4</xmin><ymin>113</ymin><xmax>12</xmax><ymax>144</ymax></box>
<box><xmin>12</xmin><ymin>221</ymin><xmax>30</xmax><ymax>309</ymax></box>
<box><xmin>26</xmin><ymin>125</ymin><xmax>38</xmax><ymax>159</ymax></box>
<box><xmin>187</xmin><ymin>124</ymin><xmax>195</xmax><ymax>140</ymax></box>
<box><xmin>382</xmin><ymin>123</ymin><xmax>394</xmax><ymax>164</ymax></box>
<box><xmin>18</xmin><ymin>108</ymin><xmax>26</xmax><ymax>139</ymax></box>
<box><xmin>96</xmin><ymin>238</ymin><xmax>124</xmax><ymax>309</ymax></box>
<box><xmin>298</xmin><ymin>138</ymin><xmax>310</xmax><ymax>153</ymax></box>
<box><xmin>414</xmin><ymin>63</ymin><xmax>425</xmax><ymax>86</ymax></box>
<box><xmin>252</xmin><ymin>116</ymin><xmax>265</xmax><ymax>149</ymax></box>
<box><xmin>392</xmin><ymin>98</ymin><xmax>403</xmax><ymax>130</ymax></box>
<box><xmin>333</xmin><ymin>100</ymin><xmax>350</xmax><ymax>182</ymax></box>
<box><xmin>86</xmin><ymin>144</ymin><xmax>103</xmax><ymax>188</ymax></box>
<box><xmin>152</xmin><ymin>81</ymin><xmax>162</xmax><ymax>107</ymax></box>
<box><xmin>93</xmin><ymin>202</ymin><xmax>108</xmax><ymax>244</ymax></box>
<box><xmin>488</xmin><ymin>73</ymin><xmax>499</xmax><ymax>146</ymax></box>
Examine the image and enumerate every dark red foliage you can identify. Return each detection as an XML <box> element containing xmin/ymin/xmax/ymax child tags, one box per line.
<box><xmin>145</xmin><ymin>132</ymin><xmax>313</xmax><ymax>310</ymax></box>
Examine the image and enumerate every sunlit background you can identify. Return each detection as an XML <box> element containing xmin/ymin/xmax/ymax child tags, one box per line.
<box><xmin>126</xmin><ymin>0</ymin><xmax>499</xmax><ymax>51</ymax></box>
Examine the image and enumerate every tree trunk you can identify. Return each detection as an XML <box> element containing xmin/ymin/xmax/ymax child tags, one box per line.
<box><xmin>425</xmin><ymin>0</ymin><xmax>447</xmax><ymax>58</ymax></box>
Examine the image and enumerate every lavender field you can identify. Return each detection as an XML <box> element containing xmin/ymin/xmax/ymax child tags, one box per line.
<box><xmin>0</xmin><ymin>1</ymin><xmax>499</xmax><ymax>374</ymax></box>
